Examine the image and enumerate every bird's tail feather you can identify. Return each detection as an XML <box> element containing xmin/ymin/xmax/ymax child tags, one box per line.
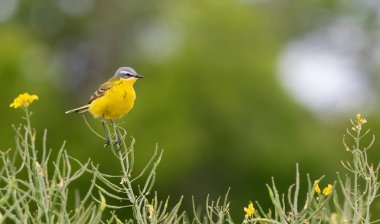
<box><xmin>65</xmin><ymin>105</ymin><xmax>89</xmax><ymax>114</ymax></box>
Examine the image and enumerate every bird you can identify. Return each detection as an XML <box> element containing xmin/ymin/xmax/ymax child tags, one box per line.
<box><xmin>65</xmin><ymin>66</ymin><xmax>143</xmax><ymax>146</ymax></box>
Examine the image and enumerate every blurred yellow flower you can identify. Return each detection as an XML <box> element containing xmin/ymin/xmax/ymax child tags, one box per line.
<box><xmin>314</xmin><ymin>181</ymin><xmax>321</xmax><ymax>194</ymax></box>
<box><xmin>356</xmin><ymin>113</ymin><xmax>367</xmax><ymax>125</ymax></box>
<box><xmin>10</xmin><ymin>93</ymin><xmax>39</xmax><ymax>109</ymax></box>
<box><xmin>359</xmin><ymin>118</ymin><xmax>367</xmax><ymax>125</ymax></box>
<box><xmin>322</xmin><ymin>184</ymin><xmax>333</xmax><ymax>196</ymax></box>
<box><xmin>244</xmin><ymin>202</ymin><xmax>255</xmax><ymax>218</ymax></box>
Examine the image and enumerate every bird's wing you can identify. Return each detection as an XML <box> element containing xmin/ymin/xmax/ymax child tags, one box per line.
<box><xmin>88</xmin><ymin>78</ymin><xmax>116</xmax><ymax>103</ymax></box>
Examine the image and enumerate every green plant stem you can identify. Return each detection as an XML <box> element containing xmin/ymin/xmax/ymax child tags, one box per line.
<box><xmin>108</xmin><ymin>122</ymin><xmax>145</xmax><ymax>223</ymax></box>
<box><xmin>354</xmin><ymin>126</ymin><xmax>360</xmax><ymax>224</ymax></box>
<box><xmin>24</xmin><ymin>107</ymin><xmax>50</xmax><ymax>221</ymax></box>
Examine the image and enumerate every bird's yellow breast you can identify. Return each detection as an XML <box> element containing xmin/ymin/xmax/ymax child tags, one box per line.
<box><xmin>88</xmin><ymin>78</ymin><xmax>137</xmax><ymax>120</ymax></box>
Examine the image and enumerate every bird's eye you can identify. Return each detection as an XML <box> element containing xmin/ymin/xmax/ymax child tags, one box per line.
<box><xmin>120</xmin><ymin>71</ymin><xmax>132</xmax><ymax>76</ymax></box>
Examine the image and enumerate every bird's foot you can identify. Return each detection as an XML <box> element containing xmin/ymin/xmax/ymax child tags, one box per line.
<box><xmin>103</xmin><ymin>140</ymin><xmax>123</xmax><ymax>148</ymax></box>
<box><xmin>103</xmin><ymin>138</ymin><xmax>111</xmax><ymax>148</ymax></box>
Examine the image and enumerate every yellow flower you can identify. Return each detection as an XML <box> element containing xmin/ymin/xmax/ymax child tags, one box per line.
<box><xmin>10</xmin><ymin>93</ymin><xmax>39</xmax><ymax>109</ymax></box>
<box><xmin>244</xmin><ymin>202</ymin><xmax>255</xmax><ymax>218</ymax></box>
<box><xmin>355</xmin><ymin>114</ymin><xmax>367</xmax><ymax>126</ymax></box>
<box><xmin>322</xmin><ymin>184</ymin><xmax>333</xmax><ymax>196</ymax></box>
<box><xmin>359</xmin><ymin>118</ymin><xmax>367</xmax><ymax>125</ymax></box>
<box><xmin>315</xmin><ymin>181</ymin><xmax>333</xmax><ymax>197</ymax></box>
<box><xmin>314</xmin><ymin>181</ymin><xmax>321</xmax><ymax>194</ymax></box>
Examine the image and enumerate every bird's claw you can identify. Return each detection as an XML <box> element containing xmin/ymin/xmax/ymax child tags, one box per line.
<box><xmin>103</xmin><ymin>139</ymin><xmax>111</xmax><ymax>148</ymax></box>
<box><xmin>103</xmin><ymin>139</ymin><xmax>122</xmax><ymax>148</ymax></box>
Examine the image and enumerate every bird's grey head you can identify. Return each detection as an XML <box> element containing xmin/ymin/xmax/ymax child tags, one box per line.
<box><xmin>114</xmin><ymin>67</ymin><xmax>144</xmax><ymax>79</ymax></box>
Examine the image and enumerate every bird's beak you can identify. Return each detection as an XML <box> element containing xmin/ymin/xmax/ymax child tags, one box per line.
<box><xmin>135</xmin><ymin>74</ymin><xmax>144</xmax><ymax>78</ymax></box>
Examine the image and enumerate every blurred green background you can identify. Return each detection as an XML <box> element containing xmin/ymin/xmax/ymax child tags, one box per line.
<box><xmin>1</xmin><ymin>0</ymin><xmax>380</xmax><ymax>220</ymax></box>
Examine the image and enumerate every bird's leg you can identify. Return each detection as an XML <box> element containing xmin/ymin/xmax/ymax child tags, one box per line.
<box><xmin>116</xmin><ymin>128</ymin><xmax>122</xmax><ymax>148</ymax></box>
<box><xmin>102</xmin><ymin>120</ymin><xmax>111</xmax><ymax>147</ymax></box>
<box><xmin>111</xmin><ymin>120</ymin><xmax>122</xmax><ymax>148</ymax></box>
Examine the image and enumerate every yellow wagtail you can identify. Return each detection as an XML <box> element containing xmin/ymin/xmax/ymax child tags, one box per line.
<box><xmin>65</xmin><ymin>67</ymin><xmax>143</xmax><ymax>146</ymax></box>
